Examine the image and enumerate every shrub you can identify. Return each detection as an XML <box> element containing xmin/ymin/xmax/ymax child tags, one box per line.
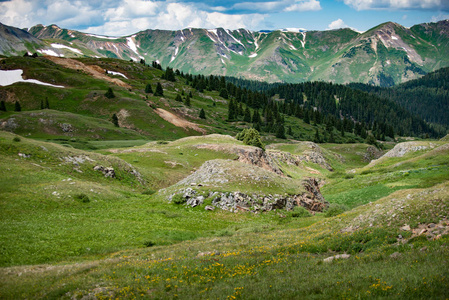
<box><xmin>75</xmin><ymin>193</ymin><xmax>90</xmax><ymax>203</ymax></box>
<box><xmin>105</xmin><ymin>87</ymin><xmax>115</xmax><ymax>99</ymax></box>
<box><xmin>291</xmin><ymin>206</ymin><xmax>312</xmax><ymax>218</ymax></box>
<box><xmin>111</xmin><ymin>113</ymin><xmax>119</xmax><ymax>127</ymax></box>
<box><xmin>14</xmin><ymin>101</ymin><xmax>21</xmax><ymax>112</ymax></box>
<box><xmin>325</xmin><ymin>203</ymin><xmax>348</xmax><ymax>217</ymax></box>
<box><xmin>145</xmin><ymin>83</ymin><xmax>153</xmax><ymax>94</ymax></box>
<box><xmin>236</xmin><ymin>128</ymin><xmax>265</xmax><ymax>150</ymax></box>
<box><xmin>154</xmin><ymin>82</ymin><xmax>164</xmax><ymax>97</ymax></box>
<box><xmin>172</xmin><ymin>194</ymin><xmax>186</xmax><ymax>205</ymax></box>
<box><xmin>13</xmin><ymin>137</ymin><xmax>21</xmax><ymax>142</ymax></box>
<box><xmin>142</xmin><ymin>190</ymin><xmax>156</xmax><ymax>195</ymax></box>
<box><xmin>143</xmin><ymin>241</ymin><xmax>155</xmax><ymax>247</ymax></box>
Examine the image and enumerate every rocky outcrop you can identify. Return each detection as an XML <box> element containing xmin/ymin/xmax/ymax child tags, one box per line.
<box><xmin>195</xmin><ymin>144</ymin><xmax>283</xmax><ymax>175</ymax></box>
<box><xmin>359</xmin><ymin>146</ymin><xmax>384</xmax><ymax>162</ymax></box>
<box><xmin>368</xmin><ymin>141</ymin><xmax>437</xmax><ymax>167</ymax></box>
<box><xmin>382</xmin><ymin>142</ymin><xmax>436</xmax><ymax>158</ymax></box>
<box><xmin>93</xmin><ymin>165</ymin><xmax>116</xmax><ymax>178</ymax></box>
<box><xmin>168</xmin><ymin>177</ymin><xmax>328</xmax><ymax>213</ymax></box>
<box><xmin>268</xmin><ymin>142</ymin><xmax>335</xmax><ymax>171</ymax></box>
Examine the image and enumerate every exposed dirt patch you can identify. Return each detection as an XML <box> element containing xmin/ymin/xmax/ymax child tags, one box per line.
<box><xmin>45</xmin><ymin>57</ymin><xmax>130</xmax><ymax>88</ymax></box>
<box><xmin>154</xmin><ymin>108</ymin><xmax>206</xmax><ymax>134</ymax></box>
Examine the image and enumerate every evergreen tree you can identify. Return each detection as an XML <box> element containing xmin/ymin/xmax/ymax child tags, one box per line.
<box><xmin>313</xmin><ymin>128</ymin><xmax>321</xmax><ymax>143</ymax></box>
<box><xmin>14</xmin><ymin>101</ymin><xmax>21</xmax><ymax>112</ymax></box>
<box><xmin>199</xmin><ymin>108</ymin><xmax>206</xmax><ymax>119</ymax></box>
<box><xmin>329</xmin><ymin>130</ymin><xmax>336</xmax><ymax>143</ymax></box>
<box><xmin>219</xmin><ymin>88</ymin><xmax>229</xmax><ymax>99</ymax></box>
<box><xmin>252</xmin><ymin>109</ymin><xmax>261</xmax><ymax>124</ymax></box>
<box><xmin>184</xmin><ymin>95</ymin><xmax>191</xmax><ymax>107</ymax></box>
<box><xmin>244</xmin><ymin>106</ymin><xmax>251</xmax><ymax>122</ymax></box>
<box><xmin>303</xmin><ymin>109</ymin><xmax>310</xmax><ymax>124</ymax></box>
<box><xmin>105</xmin><ymin>88</ymin><xmax>115</xmax><ymax>99</ymax></box>
<box><xmin>40</xmin><ymin>100</ymin><xmax>44</xmax><ymax>110</ymax></box>
<box><xmin>275</xmin><ymin>124</ymin><xmax>286</xmax><ymax>139</ymax></box>
<box><xmin>189</xmin><ymin>91</ymin><xmax>193</xmax><ymax>98</ymax></box>
<box><xmin>228</xmin><ymin>99</ymin><xmax>236</xmax><ymax>120</ymax></box>
<box><xmin>175</xmin><ymin>94</ymin><xmax>183</xmax><ymax>102</ymax></box>
<box><xmin>112</xmin><ymin>113</ymin><xmax>119</xmax><ymax>127</ymax></box>
<box><xmin>164</xmin><ymin>67</ymin><xmax>176</xmax><ymax>82</ymax></box>
<box><xmin>365</xmin><ymin>134</ymin><xmax>380</xmax><ymax>148</ymax></box>
<box><xmin>287</xmin><ymin>126</ymin><xmax>292</xmax><ymax>136</ymax></box>
<box><xmin>44</xmin><ymin>98</ymin><xmax>49</xmax><ymax>109</ymax></box>
<box><xmin>154</xmin><ymin>82</ymin><xmax>164</xmax><ymax>96</ymax></box>
<box><xmin>145</xmin><ymin>83</ymin><xmax>153</xmax><ymax>94</ymax></box>
<box><xmin>0</xmin><ymin>100</ymin><xmax>6</xmax><ymax>112</ymax></box>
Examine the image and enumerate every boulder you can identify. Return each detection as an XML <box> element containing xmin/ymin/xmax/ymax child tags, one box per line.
<box><xmin>93</xmin><ymin>165</ymin><xmax>116</xmax><ymax>178</ymax></box>
<box><xmin>323</xmin><ymin>254</ymin><xmax>350</xmax><ymax>263</ymax></box>
<box><xmin>389</xmin><ymin>252</ymin><xmax>401</xmax><ymax>259</ymax></box>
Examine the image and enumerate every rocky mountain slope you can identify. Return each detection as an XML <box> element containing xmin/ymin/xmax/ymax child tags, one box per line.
<box><xmin>1</xmin><ymin>20</ymin><xmax>449</xmax><ymax>85</ymax></box>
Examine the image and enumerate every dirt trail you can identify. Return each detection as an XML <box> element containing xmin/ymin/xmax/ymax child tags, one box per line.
<box><xmin>154</xmin><ymin>108</ymin><xmax>206</xmax><ymax>134</ymax></box>
<box><xmin>45</xmin><ymin>57</ymin><xmax>130</xmax><ymax>88</ymax></box>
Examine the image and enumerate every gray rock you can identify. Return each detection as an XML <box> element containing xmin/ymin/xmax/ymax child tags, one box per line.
<box><xmin>400</xmin><ymin>225</ymin><xmax>411</xmax><ymax>231</ymax></box>
<box><xmin>323</xmin><ymin>254</ymin><xmax>350</xmax><ymax>263</ymax></box>
<box><xmin>60</xmin><ymin>123</ymin><xmax>74</xmax><ymax>133</ymax></box>
<box><xmin>390</xmin><ymin>252</ymin><xmax>401</xmax><ymax>259</ymax></box>
<box><xmin>186</xmin><ymin>197</ymin><xmax>203</xmax><ymax>207</ymax></box>
<box><xmin>205</xmin><ymin>205</ymin><xmax>215</xmax><ymax>211</ymax></box>
<box><xmin>93</xmin><ymin>165</ymin><xmax>116</xmax><ymax>178</ymax></box>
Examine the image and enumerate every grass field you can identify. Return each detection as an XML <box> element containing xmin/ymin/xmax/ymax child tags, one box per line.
<box><xmin>1</xmin><ymin>128</ymin><xmax>448</xmax><ymax>299</ymax></box>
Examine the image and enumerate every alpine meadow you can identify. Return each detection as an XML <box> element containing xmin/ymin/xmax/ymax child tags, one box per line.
<box><xmin>0</xmin><ymin>7</ymin><xmax>449</xmax><ymax>300</ymax></box>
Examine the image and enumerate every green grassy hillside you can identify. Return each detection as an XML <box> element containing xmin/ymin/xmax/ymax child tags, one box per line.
<box><xmin>0</xmin><ymin>128</ymin><xmax>448</xmax><ymax>298</ymax></box>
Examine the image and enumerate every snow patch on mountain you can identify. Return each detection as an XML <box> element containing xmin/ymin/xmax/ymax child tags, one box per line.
<box><xmin>126</xmin><ymin>36</ymin><xmax>138</xmax><ymax>53</ymax></box>
<box><xmin>86</xmin><ymin>34</ymin><xmax>118</xmax><ymax>40</ymax></box>
<box><xmin>107</xmin><ymin>70</ymin><xmax>127</xmax><ymax>79</ymax></box>
<box><xmin>0</xmin><ymin>69</ymin><xmax>64</xmax><ymax>88</ymax></box>
<box><xmin>51</xmin><ymin>43</ymin><xmax>82</xmax><ymax>54</ymax></box>
<box><xmin>37</xmin><ymin>49</ymin><xmax>62</xmax><ymax>57</ymax></box>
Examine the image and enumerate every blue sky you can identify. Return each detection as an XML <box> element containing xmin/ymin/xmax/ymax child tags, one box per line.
<box><xmin>0</xmin><ymin>0</ymin><xmax>448</xmax><ymax>36</ymax></box>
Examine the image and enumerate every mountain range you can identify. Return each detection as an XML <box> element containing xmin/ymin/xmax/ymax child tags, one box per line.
<box><xmin>1</xmin><ymin>20</ymin><xmax>449</xmax><ymax>86</ymax></box>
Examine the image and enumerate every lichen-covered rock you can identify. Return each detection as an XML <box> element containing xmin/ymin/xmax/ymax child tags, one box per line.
<box><xmin>381</xmin><ymin>142</ymin><xmax>435</xmax><ymax>158</ymax></box>
<box><xmin>195</xmin><ymin>143</ymin><xmax>283</xmax><ymax>175</ymax></box>
<box><xmin>93</xmin><ymin>165</ymin><xmax>116</xmax><ymax>178</ymax></box>
<box><xmin>168</xmin><ymin>178</ymin><xmax>328</xmax><ymax>213</ymax></box>
<box><xmin>268</xmin><ymin>142</ymin><xmax>336</xmax><ymax>171</ymax></box>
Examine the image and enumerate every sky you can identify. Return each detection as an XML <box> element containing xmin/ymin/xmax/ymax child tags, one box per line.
<box><xmin>0</xmin><ymin>0</ymin><xmax>448</xmax><ymax>36</ymax></box>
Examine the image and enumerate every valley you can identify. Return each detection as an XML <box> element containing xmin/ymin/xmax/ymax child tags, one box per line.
<box><xmin>0</xmin><ymin>54</ymin><xmax>448</xmax><ymax>299</ymax></box>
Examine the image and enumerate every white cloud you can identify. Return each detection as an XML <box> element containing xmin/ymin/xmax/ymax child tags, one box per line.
<box><xmin>431</xmin><ymin>13</ymin><xmax>449</xmax><ymax>22</ymax></box>
<box><xmin>343</xmin><ymin>0</ymin><xmax>449</xmax><ymax>10</ymax></box>
<box><xmin>0</xmin><ymin>0</ymin><xmax>268</xmax><ymax>36</ymax></box>
<box><xmin>232</xmin><ymin>0</ymin><xmax>321</xmax><ymax>13</ymax></box>
<box><xmin>327</xmin><ymin>18</ymin><xmax>348</xmax><ymax>30</ymax></box>
<box><xmin>206</xmin><ymin>12</ymin><xmax>267</xmax><ymax>29</ymax></box>
<box><xmin>284</xmin><ymin>0</ymin><xmax>321</xmax><ymax>12</ymax></box>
